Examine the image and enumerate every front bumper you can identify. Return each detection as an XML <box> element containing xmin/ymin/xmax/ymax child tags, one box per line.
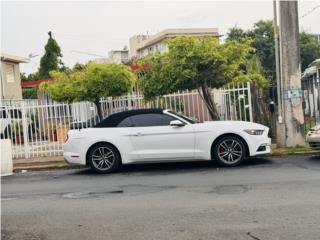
<box><xmin>306</xmin><ymin>134</ymin><xmax>320</xmax><ymax>150</ymax></box>
<box><xmin>248</xmin><ymin>136</ymin><xmax>272</xmax><ymax>156</ymax></box>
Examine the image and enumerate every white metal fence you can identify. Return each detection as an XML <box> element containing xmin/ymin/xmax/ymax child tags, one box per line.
<box><xmin>0</xmin><ymin>82</ymin><xmax>252</xmax><ymax>159</ymax></box>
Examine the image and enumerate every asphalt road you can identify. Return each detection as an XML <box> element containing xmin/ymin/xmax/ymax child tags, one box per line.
<box><xmin>2</xmin><ymin>155</ymin><xmax>320</xmax><ymax>240</ymax></box>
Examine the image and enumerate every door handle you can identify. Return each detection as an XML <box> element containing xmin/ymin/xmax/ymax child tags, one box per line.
<box><xmin>133</xmin><ymin>132</ymin><xmax>143</xmax><ymax>137</ymax></box>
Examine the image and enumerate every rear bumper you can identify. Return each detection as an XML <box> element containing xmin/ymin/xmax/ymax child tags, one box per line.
<box><xmin>63</xmin><ymin>140</ymin><xmax>87</xmax><ymax>166</ymax></box>
<box><xmin>63</xmin><ymin>152</ymin><xmax>85</xmax><ymax>165</ymax></box>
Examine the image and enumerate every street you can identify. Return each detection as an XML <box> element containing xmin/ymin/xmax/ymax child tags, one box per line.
<box><xmin>2</xmin><ymin>155</ymin><xmax>320</xmax><ymax>240</ymax></box>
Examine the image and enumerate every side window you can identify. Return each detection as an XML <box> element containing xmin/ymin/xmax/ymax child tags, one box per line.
<box><xmin>130</xmin><ymin>113</ymin><xmax>176</xmax><ymax>127</ymax></box>
<box><xmin>117</xmin><ymin>117</ymin><xmax>134</xmax><ymax>127</ymax></box>
<box><xmin>160</xmin><ymin>114</ymin><xmax>177</xmax><ymax>125</ymax></box>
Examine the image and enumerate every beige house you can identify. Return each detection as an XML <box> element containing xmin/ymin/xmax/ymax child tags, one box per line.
<box><xmin>0</xmin><ymin>52</ymin><xmax>29</xmax><ymax>100</ymax></box>
<box><xmin>129</xmin><ymin>28</ymin><xmax>220</xmax><ymax>58</ymax></box>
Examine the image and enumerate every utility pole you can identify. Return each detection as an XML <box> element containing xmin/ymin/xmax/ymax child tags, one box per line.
<box><xmin>273</xmin><ymin>0</ymin><xmax>286</xmax><ymax>147</ymax></box>
<box><xmin>277</xmin><ymin>0</ymin><xmax>305</xmax><ymax>147</ymax></box>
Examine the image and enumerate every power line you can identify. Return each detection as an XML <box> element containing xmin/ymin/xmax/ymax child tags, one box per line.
<box><xmin>300</xmin><ymin>0</ymin><xmax>320</xmax><ymax>10</ymax></box>
<box><xmin>300</xmin><ymin>4</ymin><xmax>320</xmax><ymax>19</ymax></box>
<box><xmin>70</xmin><ymin>50</ymin><xmax>106</xmax><ymax>58</ymax></box>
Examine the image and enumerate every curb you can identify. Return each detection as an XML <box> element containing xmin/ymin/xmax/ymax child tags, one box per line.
<box><xmin>12</xmin><ymin>150</ymin><xmax>320</xmax><ymax>172</ymax></box>
<box><xmin>13</xmin><ymin>161</ymin><xmax>84</xmax><ymax>172</ymax></box>
<box><xmin>270</xmin><ymin>149</ymin><xmax>320</xmax><ymax>157</ymax></box>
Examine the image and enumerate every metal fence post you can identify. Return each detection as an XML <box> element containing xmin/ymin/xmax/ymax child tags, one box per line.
<box><xmin>21</xmin><ymin>101</ymin><xmax>30</xmax><ymax>158</ymax></box>
<box><xmin>247</xmin><ymin>81</ymin><xmax>253</xmax><ymax>122</ymax></box>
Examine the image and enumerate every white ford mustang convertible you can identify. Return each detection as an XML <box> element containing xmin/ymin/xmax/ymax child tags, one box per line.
<box><xmin>64</xmin><ymin>109</ymin><xmax>271</xmax><ymax>173</ymax></box>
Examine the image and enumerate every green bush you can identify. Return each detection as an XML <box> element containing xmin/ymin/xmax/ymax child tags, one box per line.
<box><xmin>22</xmin><ymin>88</ymin><xmax>38</xmax><ymax>99</ymax></box>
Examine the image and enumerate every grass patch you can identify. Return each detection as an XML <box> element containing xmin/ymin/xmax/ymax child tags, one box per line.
<box><xmin>272</xmin><ymin>145</ymin><xmax>320</xmax><ymax>156</ymax></box>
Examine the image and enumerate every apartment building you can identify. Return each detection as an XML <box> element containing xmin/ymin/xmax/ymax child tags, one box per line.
<box><xmin>91</xmin><ymin>48</ymin><xmax>129</xmax><ymax>64</ymax></box>
<box><xmin>108</xmin><ymin>48</ymin><xmax>129</xmax><ymax>64</ymax></box>
<box><xmin>129</xmin><ymin>28</ymin><xmax>219</xmax><ymax>58</ymax></box>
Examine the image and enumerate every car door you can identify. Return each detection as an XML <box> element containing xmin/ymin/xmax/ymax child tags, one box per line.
<box><xmin>128</xmin><ymin>113</ymin><xmax>195</xmax><ymax>161</ymax></box>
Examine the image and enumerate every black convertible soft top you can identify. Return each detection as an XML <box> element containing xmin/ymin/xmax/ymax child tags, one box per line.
<box><xmin>94</xmin><ymin>108</ymin><xmax>164</xmax><ymax>128</ymax></box>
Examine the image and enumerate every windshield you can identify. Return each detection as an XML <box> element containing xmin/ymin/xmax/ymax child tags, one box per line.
<box><xmin>168</xmin><ymin>111</ymin><xmax>197</xmax><ymax>124</ymax></box>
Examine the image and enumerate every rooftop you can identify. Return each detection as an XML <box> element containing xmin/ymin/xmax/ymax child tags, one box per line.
<box><xmin>0</xmin><ymin>52</ymin><xmax>29</xmax><ymax>63</ymax></box>
<box><xmin>301</xmin><ymin>58</ymin><xmax>320</xmax><ymax>80</ymax></box>
<box><xmin>133</xmin><ymin>28</ymin><xmax>219</xmax><ymax>51</ymax></box>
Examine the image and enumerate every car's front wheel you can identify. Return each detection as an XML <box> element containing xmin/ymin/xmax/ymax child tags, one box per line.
<box><xmin>88</xmin><ymin>143</ymin><xmax>121</xmax><ymax>173</ymax></box>
<box><xmin>213</xmin><ymin>136</ymin><xmax>246</xmax><ymax>167</ymax></box>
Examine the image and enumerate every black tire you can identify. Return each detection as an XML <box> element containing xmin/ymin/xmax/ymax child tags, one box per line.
<box><xmin>213</xmin><ymin>136</ymin><xmax>246</xmax><ymax>167</ymax></box>
<box><xmin>88</xmin><ymin>143</ymin><xmax>121</xmax><ymax>173</ymax></box>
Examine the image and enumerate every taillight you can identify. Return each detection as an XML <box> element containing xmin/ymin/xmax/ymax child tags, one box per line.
<box><xmin>64</xmin><ymin>134</ymin><xmax>69</xmax><ymax>143</ymax></box>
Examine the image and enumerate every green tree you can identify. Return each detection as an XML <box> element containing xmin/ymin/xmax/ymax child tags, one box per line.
<box><xmin>20</xmin><ymin>72</ymin><xmax>28</xmax><ymax>82</ymax></box>
<box><xmin>234</xmin><ymin>56</ymin><xmax>270</xmax><ymax>124</ymax></box>
<box><xmin>227</xmin><ymin>20</ymin><xmax>320</xmax><ymax>77</ymax></box>
<box><xmin>227</xmin><ymin>20</ymin><xmax>275</xmax><ymax>81</ymax></box>
<box><xmin>72</xmin><ymin>63</ymin><xmax>86</xmax><ymax>72</ymax></box>
<box><xmin>136</xmin><ymin>36</ymin><xmax>256</xmax><ymax>120</ymax></box>
<box><xmin>20</xmin><ymin>72</ymin><xmax>41</xmax><ymax>82</ymax></box>
<box><xmin>22</xmin><ymin>88</ymin><xmax>38</xmax><ymax>99</ymax></box>
<box><xmin>226</xmin><ymin>27</ymin><xmax>247</xmax><ymax>42</ymax></box>
<box><xmin>300</xmin><ymin>32</ymin><xmax>320</xmax><ymax>71</ymax></box>
<box><xmin>40</xmin><ymin>63</ymin><xmax>135</xmax><ymax>119</ymax></box>
<box><xmin>39</xmin><ymin>31</ymin><xmax>64</xmax><ymax>78</ymax></box>
<box><xmin>20</xmin><ymin>72</ymin><xmax>40</xmax><ymax>99</ymax></box>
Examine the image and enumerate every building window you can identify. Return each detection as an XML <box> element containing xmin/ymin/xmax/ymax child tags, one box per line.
<box><xmin>6</xmin><ymin>64</ymin><xmax>15</xmax><ymax>83</ymax></box>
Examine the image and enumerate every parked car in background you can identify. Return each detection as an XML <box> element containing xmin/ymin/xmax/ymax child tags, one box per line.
<box><xmin>64</xmin><ymin>109</ymin><xmax>271</xmax><ymax>173</ymax></box>
<box><xmin>306</xmin><ymin>125</ymin><xmax>320</xmax><ymax>150</ymax></box>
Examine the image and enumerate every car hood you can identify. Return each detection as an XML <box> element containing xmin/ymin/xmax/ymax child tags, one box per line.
<box><xmin>202</xmin><ymin>121</ymin><xmax>268</xmax><ymax>130</ymax></box>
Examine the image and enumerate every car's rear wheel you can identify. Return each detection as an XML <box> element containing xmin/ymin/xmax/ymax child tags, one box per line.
<box><xmin>213</xmin><ymin>136</ymin><xmax>246</xmax><ymax>167</ymax></box>
<box><xmin>88</xmin><ymin>143</ymin><xmax>121</xmax><ymax>173</ymax></box>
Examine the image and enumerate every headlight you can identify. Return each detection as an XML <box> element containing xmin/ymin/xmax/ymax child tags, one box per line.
<box><xmin>244</xmin><ymin>129</ymin><xmax>264</xmax><ymax>135</ymax></box>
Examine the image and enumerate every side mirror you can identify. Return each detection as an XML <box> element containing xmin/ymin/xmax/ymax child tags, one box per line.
<box><xmin>170</xmin><ymin>120</ymin><xmax>185</xmax><ymax>127</ymax></box>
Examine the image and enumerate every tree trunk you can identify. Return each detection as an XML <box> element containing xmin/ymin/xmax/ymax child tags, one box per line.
<box><xmin>94</xmin><ymin>100</ymin><xmax>103</xmax><ymax>121</ymax></box>
<box><xmin>198</xmin><ymin>83</ymin><xmax>220</xmax><ymax>120</ymax></box>
<box><xmin>251</xmin><ymin>81</ymin><xmax>270</xmax><ymax>125</ymax></box>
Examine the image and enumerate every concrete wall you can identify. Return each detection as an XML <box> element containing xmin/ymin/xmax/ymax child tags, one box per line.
<box><xmin>0</xmin><ymin>61</ymin><xmax>23</xmax><ymax>100</ymax></box>
<box><xmin>108</xmin><ymin>50</ymin><xmax>129</xmax><ymax>64</ymax></box>
<box><xmin>129</xmin><ymin>35</ymin><xmax>149</xmax><ymax>58</ymax></box>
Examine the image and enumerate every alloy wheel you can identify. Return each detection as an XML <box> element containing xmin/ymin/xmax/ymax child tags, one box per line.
<box><xmin>217</xmin><ymin>139</ymin><xmax>243</xmax><ymax>165</ymax></box>
<box><xmin>91</xmin><ymin>147</ymin><xmax>115</xmax><ymax>171</ymax></box>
